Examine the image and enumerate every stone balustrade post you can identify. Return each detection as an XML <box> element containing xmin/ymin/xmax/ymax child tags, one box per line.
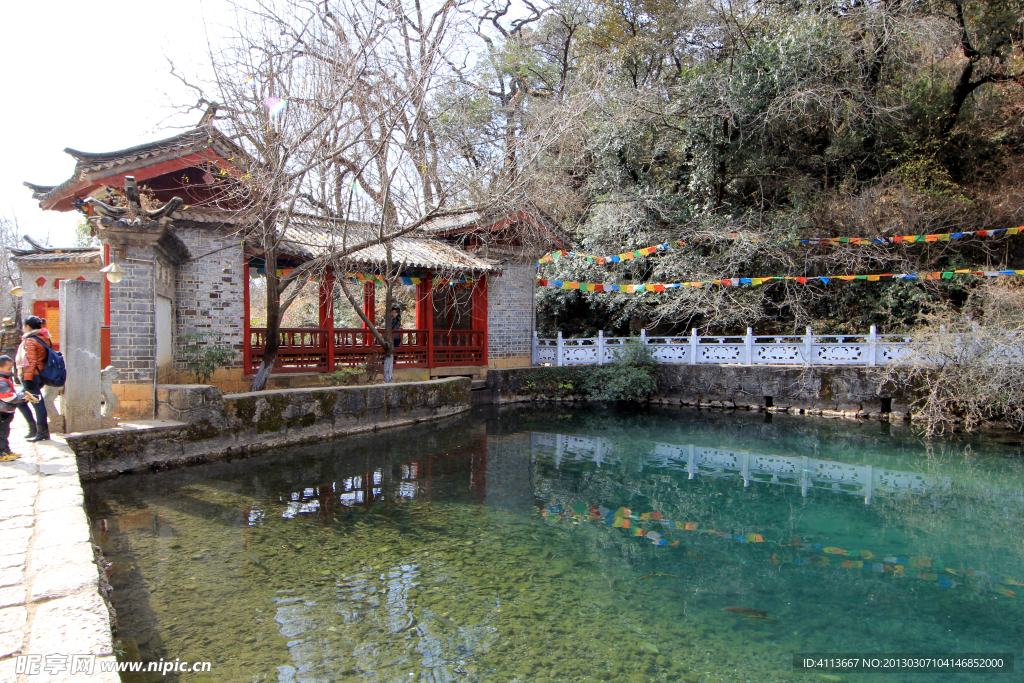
<box><xmin>597</xmin><ymin>330</ymin><xmax>605</xmax><ymax>365</ymax></box>
<box><xmin>689</xmin><ymin>328</ymin><xmax>698</xmax><ymax>365</ymax></box>
<box><xmin>556</xmin><ymin>331</ymin><xmax>564</xmax><ymax>367</ymax></box>
<box><xmin>868</xmin><ymin>325</ymin><xmax>877</xmax><ymax>367</ymax></box>
<box><xmin>805</xmin><ymin>327</ymin><xmax>813</xmax><ymax>366</ymax></box>
<box><xmin>745</xmin><ymin>327</ymin><xmax>753</xmax><ymax>366</ymax></box>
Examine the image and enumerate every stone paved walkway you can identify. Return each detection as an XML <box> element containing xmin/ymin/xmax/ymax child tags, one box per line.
<box><xmin>0</xmin><ymin>429</ymin><xmax>118</xmax><ymax>682</ymax></box>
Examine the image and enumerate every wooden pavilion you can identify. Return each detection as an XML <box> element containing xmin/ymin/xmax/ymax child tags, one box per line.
<box><xmin>19</xmin><ymin>123</ymin><xmax>564</xmax><ymax>415</ymax></box>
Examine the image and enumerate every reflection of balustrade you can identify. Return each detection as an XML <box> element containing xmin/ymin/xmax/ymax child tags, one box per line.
<box><xmin>531</xmin><ymin>433</ymin><xmax>950</xmax><ymax>505</ymax></box>
<box><xmin>532</xmin><ymin>326</ymin><xmax>914</xmax><ymax>367</ymax></box>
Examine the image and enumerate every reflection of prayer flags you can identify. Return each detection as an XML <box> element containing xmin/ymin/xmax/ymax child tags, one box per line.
<box><xmin>572</xmin><ymin>503</ymin><xmax>587</xmax><ymax>515</ymax></box>
<box><xmin>653</xmin><ymin>539</ymin><xmax>667</xmax><ymax>546</ymax></box>
<box><xmin>937</xmin><ymin>576</ymin><xmax>955</xmax><ymax>588</ymax></box>
<box><xmin>648</xmin><ymin>532</ymin><xmax>662</xmax><ymax>541</ymax></box>
<box><xmin>548</xmin><ymin>504</ymin><xmax>562</xmax><ymax>514</ymax></box>
<box><xmin>616</xmin><ymin>507</ymin><xmax>631</xmax><ymax>518</ymax></box>
<box><xmin>823</xmin><ymin>547</ymin><xmax>847</xmax><ymax>555</ymax></box>
<box><xmin>746</xmin><ymin>533</ymin><xmax>757</xmax><ymax>543</ymax></box>
<box><xmin>686</xmin><ymin>522</ymin><xmax>697</xmax><ymax>530</ymax></box>
<box><xmin>670</xmin><ymin>541</ymin><xmax>680</xmax><ymax>547</ymax></box>
<box><xmin>640</xmin><ymin>512</ymin><xmax>652</xmax><ymax>520</ymax></box>
<box><xmin>613</xmin><ymin>518</ymin><xmax>630</xmax><ymax>528</ymax></box>
<box><xmin>859</xmin><ymin>550</ymin><xmax>874</xmax><ymax>559</ymax></box>
<box><xmin>754</xmin><ymin>534</ymin><xmax>764</xmax><ymax>543</ymax></box>
<box><xmin>871</xmin><ymin>563</ymin><xmax>885</xmax><ymax>573</ymax></box>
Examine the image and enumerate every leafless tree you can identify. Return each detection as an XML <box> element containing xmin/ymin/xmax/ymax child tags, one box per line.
<box><xmin>886</xmin><ymin>283</ymin><xmax>1024</xmax><ymax>434</ymax></box>
<box><xmin>175</xmin><ymin>0</ymin><xmax>580</xmax><ymax>387</ymax></box>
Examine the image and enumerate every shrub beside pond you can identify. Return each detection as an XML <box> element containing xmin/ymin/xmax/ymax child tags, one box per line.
<box><xmin>523</xmin><ymin>339</ymin><xmax>658</xmax><ymax>402</ymax></box>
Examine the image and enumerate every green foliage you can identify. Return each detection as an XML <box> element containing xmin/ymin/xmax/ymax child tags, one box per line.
<box><xmin>523</xmin><ymin>339</ymin><xmax>658</xmax><ymax>402</ymax></box>
<box><xmin>74</xmin><ymin>218</ymin><xmax>98</xmax><ymax>248</ymax></box>
<box><xmin>318</xmin><ymin>366</ymin><xmax>366</xmax><ymax>386</ymax></box>
<box><xmin>178</xmin><ymin>332</ymin><xmax>236</xmax><ymax>385</ymax></box>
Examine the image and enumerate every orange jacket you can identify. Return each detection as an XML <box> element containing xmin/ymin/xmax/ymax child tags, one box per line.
<box><xmin>20</xmin><ymin>329</ymin><xmax>51</xmax><ymax>382</ymax></box>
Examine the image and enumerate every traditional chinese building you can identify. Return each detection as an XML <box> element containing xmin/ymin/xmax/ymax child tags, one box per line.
<box><xmin>20</xmin><ymin>124</ymin><xmax>564</xmax><ymax>417</ymax></box>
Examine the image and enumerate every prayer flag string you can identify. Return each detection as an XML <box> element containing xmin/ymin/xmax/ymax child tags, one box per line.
<box><xmin>536</xmin><ymin>269</ymin><xmax>1024</xmax><ymax>293</ymax></box>
<box><xmin>536</xmin><ymin>227</ymin><xmax>1024</xmax><ymax>267</ymax></box>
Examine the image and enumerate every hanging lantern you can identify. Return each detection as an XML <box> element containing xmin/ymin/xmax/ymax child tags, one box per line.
<box><xmin>100</xmin><ymin>262</ymin><xmax>125</xmax><ymax>283</ymax></box>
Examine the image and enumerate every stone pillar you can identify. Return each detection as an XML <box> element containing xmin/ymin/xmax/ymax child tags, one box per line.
<box><xmin>59</xmin><ymin>280</ymin><xmax>102</xmax><ymax>432</ymax></box>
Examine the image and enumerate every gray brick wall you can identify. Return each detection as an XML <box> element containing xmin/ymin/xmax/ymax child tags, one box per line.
<box><xmin>487</xmin><ymin>261</ymin><xmax>536</xmax><ymax>360</ymax></box>
<box><xmin>107</xmin><ymin>244</ymin><xmax>157</xmax><ymax>383</ymax></box>
<box><xmin>174</xmin><ymin>228</ymin><xmax>245</xmax><ymax>373</ymax></box>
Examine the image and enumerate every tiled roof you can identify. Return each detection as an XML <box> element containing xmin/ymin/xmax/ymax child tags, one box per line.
<box><xmin>416</xmin><ymin>211</ymin><xmax>484</xmax><ymax>234</ymax></box>
<box><xmin>278</xmin><ymin>214</ymin><xmax>500</xmax><ymax>273</ymax></box>
<box><xmin>416</xmin><ymin>208</ymin><xmax>572</xmax><ymax>247</ymax></box>
<box><xmin>24</xmin><ymin>126</ymin><xmax>243</xmax><ymax>209</ymax></box>
<box><xmin>11</xmin><ymin>248</ymin><xmax>102</xmax><ymax>266</ymax></box>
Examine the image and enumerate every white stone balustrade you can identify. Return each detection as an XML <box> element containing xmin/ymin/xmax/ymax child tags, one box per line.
<box><xmin>533</xmin><ymin>326</ymin><xmax>915</xmax><ymax>367</ymax></box>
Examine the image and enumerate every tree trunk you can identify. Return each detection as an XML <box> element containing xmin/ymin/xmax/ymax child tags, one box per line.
<box><xmin>941</xmin><ymin>58</ymin><xmax>977</xmax><ymax>137</ymax></box>
<box><xmin>383</xmin><ymin>354</ymin><xmax>394</xmax><ymax>382</ymax></box>
<box><xmin>251</xmin><ymin>239</ymin><xmax>281</xmax><ymax>392</ymax></box>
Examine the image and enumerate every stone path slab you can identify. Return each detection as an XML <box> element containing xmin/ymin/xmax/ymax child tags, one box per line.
<box><xmin>0</xmin><ymin>429</ymin><xmax>118</xmax><ymax>682</ymax></box>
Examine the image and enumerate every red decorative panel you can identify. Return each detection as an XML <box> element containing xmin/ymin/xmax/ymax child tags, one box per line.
<box><xmin>53</xmin><ymin>278</ymin><xmax>64</xmax><ymax>289</ymax></box>
<box><xmin>35</xmin><ymin>277</ymin><xmax>46</xmax><ymax>288</ymax></box>
<box><xmin>76</xmin><ymin>276</ymin><xmax>86</xmax><ymax>281</ymax></box>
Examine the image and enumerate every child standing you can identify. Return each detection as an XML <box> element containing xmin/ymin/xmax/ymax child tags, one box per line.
<box><xmin>0</xmin><ymin>355</ymin><xmax>40</xmax><ymax>461</ymax></box>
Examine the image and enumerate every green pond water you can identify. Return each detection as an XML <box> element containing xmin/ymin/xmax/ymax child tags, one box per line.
<box><xmin>84</xmin><ymin>405</ymin><xmax>1024</xmax><ymax>683</ymax></box>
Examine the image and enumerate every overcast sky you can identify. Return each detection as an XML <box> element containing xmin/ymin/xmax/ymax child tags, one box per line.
<box><xmin>1</xmin><ymin>0</ymin><xmax>231</xmax><ymax>247</ymax></box>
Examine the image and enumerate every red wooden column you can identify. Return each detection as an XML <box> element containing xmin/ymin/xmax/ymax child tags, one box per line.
<box><xmin>362</xmin><ymin>282</ymin><xmax>375</xmax><ymax>330</ymax></box>
<box><xmin>242</xmin><ymin>252</ymin><xmax>251</xmax><ymax>375</ymax></box>
<box><xmin>472</xmin><ymin>275</ymin><xmax>488</xmax><ymax>365</ymax></box>
<box><xmin>319</xmin><ymin>268</ymin><xmax>336</xmax><ymax>372</ymax></box>
<box><xmin>415</xmin><ymin>273</ymin><xmax>434</xmax><ymax>369</ymax></box>
<box><xmin>101</xmin><ymin>243</ymin><xmax>111</xmax><ymax>368</ymax></box>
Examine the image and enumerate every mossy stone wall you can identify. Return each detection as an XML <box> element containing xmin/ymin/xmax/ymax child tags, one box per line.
<box><xmin>487</xmin><ymin>365</ymin><xmax>918</xmax><ymax>414</ymax></box>
<box><xmin>68</xmin><ymin>378</ymin><xmax>471</xmax><ymax>479</ymax></box>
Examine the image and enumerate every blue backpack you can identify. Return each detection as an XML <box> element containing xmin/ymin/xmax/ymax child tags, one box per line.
<box><xmin>32</xmin><ymin>337</ymin><xmax>67</xmax><ymax>387</ymax></box>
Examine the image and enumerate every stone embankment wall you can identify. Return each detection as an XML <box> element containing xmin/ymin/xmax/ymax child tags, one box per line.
<box><xmin>67</xmin><ymin>378</ymin><xmax>471</xmax><ymax>479</ymax></box>
<box><xmin>487</xmin><ymin>365</ymin><xmax>917</xmax><ymax>420</ymax></box>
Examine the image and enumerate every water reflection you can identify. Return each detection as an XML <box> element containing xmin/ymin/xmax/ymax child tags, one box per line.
<box><xmin>533</xmin><ymin>432</ymin><xmax>952</xmax><ymax>503</ymax></box>
<box><xmin>85</xmin><ymin>405</ymin><xmax>1024</xmax><ymax>683</ymax></box>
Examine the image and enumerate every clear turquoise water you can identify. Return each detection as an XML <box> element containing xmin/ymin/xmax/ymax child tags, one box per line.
<box><xmin>84</xmin><ymin>405</ymin><xmax>1024</xmax><ymax>682</ymax></box>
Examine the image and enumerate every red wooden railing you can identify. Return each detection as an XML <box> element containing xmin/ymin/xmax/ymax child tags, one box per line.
<box><xmin>248</xmin><ymin>328</ymin><xmax>485</xmax><ymax>374</ymax></box>
<box><xmin>433</xmin><ymin>330</ymin><xmax>486</xmax><ymax>367</ymax></box>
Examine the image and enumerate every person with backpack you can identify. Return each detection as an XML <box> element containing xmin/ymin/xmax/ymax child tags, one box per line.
<box><xmin>17</xmin><ymin>316</ymin><xmax>53</xmax><ymax>442</ymax></box>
